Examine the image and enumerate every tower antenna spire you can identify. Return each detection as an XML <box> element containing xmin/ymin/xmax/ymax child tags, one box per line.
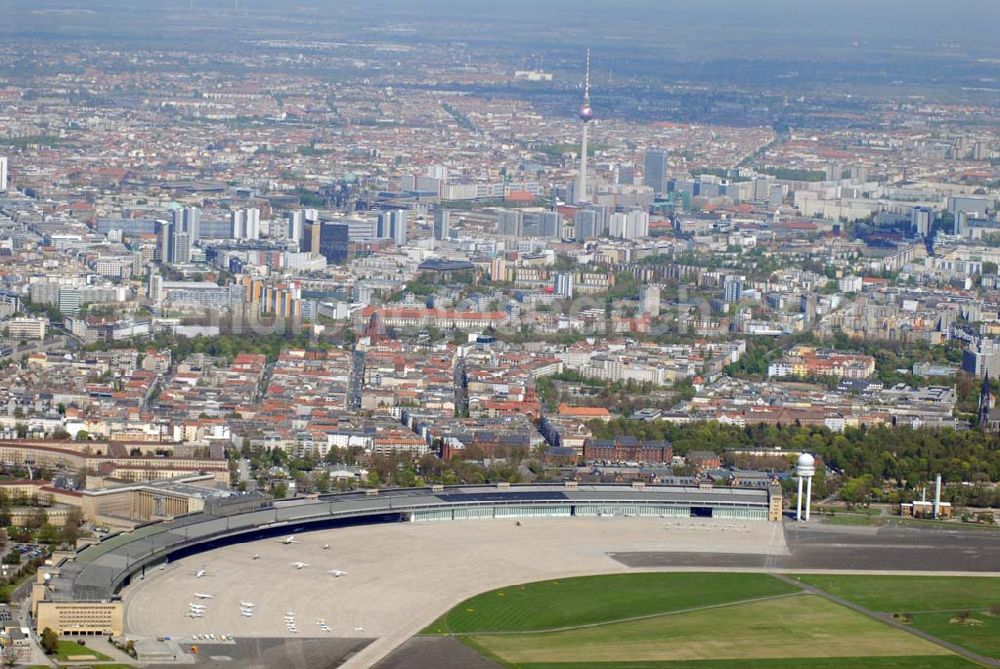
<box><xmin>575</xmin><ymin>49</ymin><xmax>594</xmax><ymax>206</ymax></box>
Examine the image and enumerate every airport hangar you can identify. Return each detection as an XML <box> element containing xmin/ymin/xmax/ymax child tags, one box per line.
<box><xmin>32</xmin><ymin>481</ymin><xmax>783</xmax><ymax>635</ymax></box>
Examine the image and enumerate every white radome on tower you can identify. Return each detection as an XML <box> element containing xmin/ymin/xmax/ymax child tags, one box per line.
<box><xmin>795</xmin><ymin>453</ymin><xmax>816</xmax><ymax>521</ymax></box>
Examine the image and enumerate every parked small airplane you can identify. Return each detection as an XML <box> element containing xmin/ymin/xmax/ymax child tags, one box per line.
<box><xmin>240</xmin><ymin>601</ymin><xmax>255</xmax><ymax>608</ymax></box>
<box><xmin>194</xmin><ymin>568</ymin><xmax>207</xmax><ymax>578</ymax></box>
<box><xmin>290</xmin><ymin>562</ymin><xmax>309</xmax><ymax>570</ymax></box>
<box><xmin>278</xmin><ymin>536</ymin><xmax>300</xmax><ymax>545</ymax></box>
<box><xmin>322</xmin><ymin>543</ymin><xmax>330</xmax><ymax>550</ymax></box>
<box><xmin>252</xmin><ymin>554</ymin><xmax>260</xmax><ymax>560</ymax></box>
<box><xmin>193</xmin><ymin>592</ymin><xmax>214</xmax><ymax>599</ymax></box>
<box><xmin>328</xmin><ymin>569</ymin><xmax>348</xmax><ymax>577</ymax></box>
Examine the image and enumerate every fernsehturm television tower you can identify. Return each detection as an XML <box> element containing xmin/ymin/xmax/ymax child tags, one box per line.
<box><xmin>576</xmin><ymin>49</ymin><xmax>593</xmax><ymax>204</ymax></box>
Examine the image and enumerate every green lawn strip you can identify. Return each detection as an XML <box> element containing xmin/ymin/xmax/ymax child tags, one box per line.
<box><xmin>507</xmin><ymin>657</ymin><xmax>980</xmax><ymax>669</ymax></box>
<box><xmin>423</xmin><ymin>573</ymin><xmax>798</xmax><ymax>635</ymax></box>
<box><xmin>469</xmin><ymin>595</ymin><xmax>949</xmax><ymax>666</ymax></box>
<box><xmin>792</xmin><ymin>575</ymin><xmax>1000</xmax><ymax>612</ymax></box>
<box><xmin>54</xmin><ymin>639</ymin><xmax>113</xmax><ymax>661</ymax></box>
<box><xmin>909</xmin><ymin>611</ymin><xmax>1000</xmax><ymax>660</ymax></box>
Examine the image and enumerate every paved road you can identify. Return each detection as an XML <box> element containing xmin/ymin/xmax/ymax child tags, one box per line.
<box><xmin>773</xmin><ymin>573</ymin><xmax>1000</xmax><ymax>668</ymax></box>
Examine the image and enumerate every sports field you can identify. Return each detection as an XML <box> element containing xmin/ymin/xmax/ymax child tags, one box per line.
<box><xmin>795</xmin><ymin>574</ymin><xmax>1000</xmax><ymax>659</ymax></box>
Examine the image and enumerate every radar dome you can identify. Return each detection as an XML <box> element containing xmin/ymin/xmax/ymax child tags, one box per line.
<box><xmin>795</xmin><ymin>452</ymin><xmax>816</xmax><ymax>476</ymax></box>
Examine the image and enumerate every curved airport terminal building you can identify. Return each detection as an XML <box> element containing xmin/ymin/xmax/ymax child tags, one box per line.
<box><xmin>32</xmin><ymin>482</ymin><xmax>782</xmax><ymax>636</ymax></box>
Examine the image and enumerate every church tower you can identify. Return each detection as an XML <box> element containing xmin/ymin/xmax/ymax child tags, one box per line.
<box><xmin>978</xmin><ymin>373</ymin><xmax>994</xmax><ymax>430</ymax></box>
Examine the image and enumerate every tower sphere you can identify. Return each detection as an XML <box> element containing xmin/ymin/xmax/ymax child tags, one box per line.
<box><xmin>796</xmin><ymin>452</ymin><xmax>816</xmax><ymax>476</ymax></box>
<box><xmin>579</xmin><ymin>104</ymin><xmax>593</xmax><ymax>122</ymax></box>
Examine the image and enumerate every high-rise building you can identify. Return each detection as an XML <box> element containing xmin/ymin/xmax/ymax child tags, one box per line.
<box><xmin>644</xmin><ymin>149</ymin><xmax>668</xmax><ymax>195</ymax></box>
<box><xmin>576</xmin><ymin>49</ymin><xmax>594</xmax><ymax>204</ymax></box>
<box><xmin>574</xmin><ymin>209</ymin><xmax>598</xmax><ymax>240</ymax></box>
<box><xmin>723</xmin><ymin>276</ymin><xmax>744</xmax><ymax>303</ymax></box>
<box><xmin>173</xmin><ymin>206</ymin><xmax>201</xmax><ymax>242</ymax></box>
<box><xmin>0</xmin><ymin>156</ymin><xmax>7</xmax><ymax>192</ymax></box>
<box><xmin>377</xmin><ymin>210</ymin><xmax>408</xmax><ymax>245</ymax></box>
<box><xmin>496</xmin><ymin>210</ymin><xmax>523</xmax><ymax>237</ymax></box>
<box><xmin>317</xmin><ymin>222</ymin><xmax>350</xmax><ymax>264</ymax></box>
<box><xmin>539</xmin><ymin>211</ymin><xmax>562</xmax><ymax>239</ymax></box>
<box><xmin>433</xmin><ymin>209</ymin><xmax>450</xmax><ymax>241</ymax></box>
<box><xmin>231</xmin><ymin>208</ymin><xmax>261</xmax><ymax>240</ymax></box>
<box><xmin>911</xmin><ymin>207</ymin><xmax>934</xmax><ymax>237</ymax></box>
<box><xmin>288</xmin><ymin>210</ymin><xmax>305</xmax><ymax>244</ymax></box>
<box><xmin>172</xmin><ymin>232</ymin><xmax>191</xmax><ymax>264</ymax></box>
<box><xmin>58</xmin><ymin>287</ymin><xmax>81</xmax><ymax>316</ymax></box>
<box><xmin>555</xmin><ymin>273</ymin><xmax>574</xmax><ymax>298</ymax></box>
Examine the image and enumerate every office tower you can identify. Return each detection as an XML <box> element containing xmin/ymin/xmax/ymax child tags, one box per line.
<box><xmin>58</xmin><ymin>287</ymin><xmax>81</xmax><ymax>316</ymax></box>
<box><xmin>147</xmin><ymin>272</ymin><xmax>163</xmax><ymax>303</ymax></box>
<box><xmin>640</xmin><ymin>285</ymin><xmax>661</xmax><ymax>317</ymax></box>
<box><xmin>0</xmin><ymin>156</ymin><xmax>7</xmax><ymax>192</ymax></box>
<box><xmin>751</xmin><ymin>176</ymin><xmax>774</xmax><ymax>202</ymax></box>
<box><xmin>955</xmin><ymin>211</ymin><xmax>968</xmax><ymax>237</ymax></box>
<box><xmin>377</xmin><ymin>210</ymin><xmax>408</xmax><ymax>245</ymax></box>
<box><xmin>317</xmin><ymin>222</ymin><xmax>350</xmax><ymax>264</ymax></box>
<box><xmin>824</xmin><ymin>163</ymin><xmax>842</xmax><ymax>181</ymax></box>
<box><xmin>155</xmin><ymin>219</ymin><xmax>173</xmax><ymax>262</ymax></box>
<box><xmin>539</xmin><ymin>211</ymin><xmax>562</xmax><ymax>239</ymax></box>
<box><xmin>172</xmin><ymin>232</ymin><xmax>191</xmax><ymax>264</ymax></box>
<box><xmin>644</xmin><ymin>149</ymin><xmax>668</xmax><ymax>195</ymax></box>
<box><xmin>576</xmin><ymin>49</ymin><xmax>594</xmax><ymax>204</ymax></box>
<box><xmin>496</xmin><ymin>209</ymin><xmax>524</xmax><ymax>237</ymax></box>
<box><xmin>230</xmin><ymin>208</ymin><xmax>260</xmax><ymax>240</ymax></box>
<box><xmin>723</xmin><ymin>276</ymin><xmax>743</xmax><ymax>303</ymax></box>
<box><xmin>768</xmin><ymin>184</ymin><xmax>784</xmax><ymax>209</ymax></box>
<box><xmin>433</xmin><ymin>209</ymin><xmax>450</xmax><ymax>241</ymax></box>
<box><xmin>911</xmin><ymin>207</ymin><xmax>933</xmax><ymax>237</ymax></box>
<box><xmin>288</xmin><ymin>210</ymin><xmax>305</xmax><ymax>244</ymax></box>
<box><xmin>172</xmin><ymin>206</ymin><xmax>201</xmax><ymax>242</ymax></box>
<box><xmin>574</xmin><ymin>208</ymin><xmax>598</xmax><ymax>240</ymax></box>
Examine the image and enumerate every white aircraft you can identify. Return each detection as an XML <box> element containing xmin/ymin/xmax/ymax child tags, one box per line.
<box><xmin>188</xmin><ymin>612</ymin><xmax>203</xmax><ymax>619</ymax></box>
<box><xmin>328</xmin><ymin>569</ymin><xmax>348</xmax><ymax>577</ymax></box>
<box><xmin>322</xmin><ymin>543</ymin><xmax>330</xmax><ymax>550</ymax></box>
<box><xmin>290</xmin><ymin>562</ymin><xmax>309</xmax><ymax>570</ymax></box>
<box><xmin>194</xmin><ymin>569</ymin><xmax>207</xmax><ymax>578</ymax></box>
<box><xmin>239</xmin><ymin>601</ymin><xmax>255</xmax><ymax>608</ymax></box>
<box><xmin>252</xmin><ymin>554</ymin><xmax>260</xmax><ymax>560</ymax></box>
<box><xmin>240</xmin><ymin>611</ymin><xmax>254</xmax><ymax>618</ymax></box>
<box><xmin>285</xmin><ymin>610</ymin><xmax>295</xmax><ymax>617</ymax></box>
<box><xmin>278</xmin><ymin>536</ymin><xmax>300</xmax><ymax>545</ymax></box>
<box><xmin>193</xmin><ymin>593</ymin><xmax>214</xmax><ymax>599</ymax></box>
<box><xmin>188</xmin><ymin>603</ymin><xmax>207</xmax><ymax>610</ymax></box>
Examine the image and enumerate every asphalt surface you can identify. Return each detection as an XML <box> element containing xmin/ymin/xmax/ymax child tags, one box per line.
<box><xmin>613</xmin><ymin>520</ymin><xmax>1000</xmax><ymax>572</ymax></box>
<box><xmin>372</xmin><ymin>636</ymin><xmax>501</xmax><ymax>669</ymax></box>
<box><xmin>148</xmin><ymin>637</ymin><xmax>372</xmax><ymax>669</ymax></box>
